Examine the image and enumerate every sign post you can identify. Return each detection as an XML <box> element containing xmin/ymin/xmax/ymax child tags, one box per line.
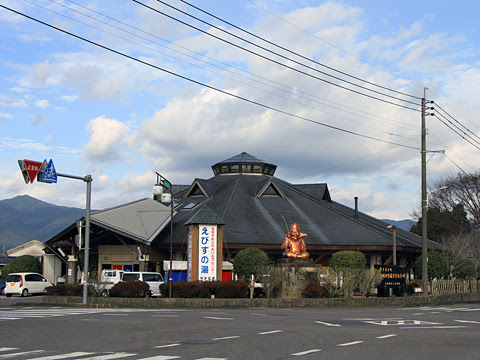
<box><xmin>18</xmin><ymin>159</ymin><xmax>92</xmax><ymax>305</ymax></box>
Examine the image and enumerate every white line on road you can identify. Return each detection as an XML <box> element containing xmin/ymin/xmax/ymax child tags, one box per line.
<box><xmin>205</xmin><ymin>316</ymin><xmax>233</xmax><ymax>320</ymax></box>
<box><xmin>455</xmin><ymin>320</ymin><xmax>480</xmax><ymax>324</ymax></box>
<box><xmin>79</xmin><ymin>353</ymin><xmax>137</xmax><ymax>360</ymax></box>
<box><xmin>337</xmin><ymin>341</ymin><xmax>364</xmax><ymax>347</ymax></box>
<box><xmin>291</xmin><ymin>349</ymin><xmax>322</xmax><ymax>356</ymax></box>
<box><xmin>258</xmin><ymin>330</ymin><xmax>283</xmax><ymax>335</ymax></box>
<box><xmin>136</xmin><ymin>356</ymin><xmax>181</xmax><ymax>360</ymax></box>
<box><xmin>315</xmin><ymin>321</ymin><xmax>341</xmax><ymax>327</ymax></box>
<box><xmin>376</xmin><ymin>334</ymin><xmax>398</xmax><ymax>339</ymax></box>
<box><xmin>401</xmin><ymin>326</ymin><xmax>468</xmax><ymax>329</ymax></box>
<box><xmin>0</xmin><ymin>350</ymin><xmax>44</xmax><ymax>358</ymax></box>
<box><xmin>30</xmin><ymin>352</ymin><xmax>95</xmax><ymax>359</ymax></box>
<box><xmin>153</xmin><ymin>344</ymin><xmax>181</xmax><ymax>349</ymax></box>
<box><xmin>211</xmin><ymin>336</ymin><xmax>240</xmax><ymax>341</ymax></box>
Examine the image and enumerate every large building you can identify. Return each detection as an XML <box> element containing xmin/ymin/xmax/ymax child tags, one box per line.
<box><xmin>44</xmin><ymin>152</ymin><xmax>436</xmax><ymax>284</ymax></box>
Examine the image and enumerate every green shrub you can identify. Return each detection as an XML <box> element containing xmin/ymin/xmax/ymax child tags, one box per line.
<box><xmin>160</xmin><ymin>281</ymin><xmax>248</xmax><ymax>298</ymax></box>
<box><xmin>232</xmin><ymin>248</ymin><xmax>269</xmax><ymax>278</ymax></box>
<box><xmin>453</xmin><ymin>258</ymin><xmax>477</xmax><ymax>279</ymax></box>
<box><xmin>45</xmin><ymin>284</ymin><xmax>92</xmax><ymax>296</ymax></box>
<box><xmin>302</xmin><ymin>280</ymin><xmax>327</xmax><ymax>298</ymax></box>
<box><xmin>109</xmin><ymin>280</ymin><xmax>151</xmax><ymax>298</ymax></box>
<box><xmin>415</xmin><ymin>252</ymin><xmax>448</xmax><ymax>280</ymax></box>
<box><xmin>330</xmin><ymin>251</ymin><xmax>366</xmax><ymax>270</ymax></box>
<box><xmin>1</xmin><ymin>255</ymin><xmax>42</xmax><ymax>280</ymax></box>
<box><xmin>405</xmin><ymin>279</ymin><xmax>423</xmax><ymax>295</ymax></box>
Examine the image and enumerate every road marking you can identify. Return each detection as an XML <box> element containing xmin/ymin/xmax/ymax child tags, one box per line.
<box><xmin>258</xmin><ymin>330</ymin><xmax>283</xmax><ymax>335</ymax></box>
<box><xmin>250</xmin><ymin>313</ymin><xmax>267</xmax><ymax>316</ymax></box>
<box><xmin>31</xmin><ymin>352</ymin><xmax>95</xmax><ymax>359</ymax></box>
<box><xmin>337</xmin><ymin>341</ymin><xmax>364</xmax><ymax>347</ymax></box>
<box><xmin>137</xmin><ymin>356</ymin><xmax>181</xmax><ymax>360</ymax></box>
<box><xmin>103</xmin><ymin>314</ymin><xmax>128</xmax><ymax>316</ymax></box>
<box><xmin>376</xmin><ymin>334</ymin><xmax>398</xmax><ymax>339</ymax></box>
<box><xmin>455</xmin><ymin>320</ymin><xmax>480</xmax><ymax>324</ymax></box>
<box><xmin>211</xmin><ymin>336</ymin><xmax>240</xmax><ymax>341</ymax></box>
<box><xmin>0</xmin><ymin>350</ymin><xmax>44</xmax><ymax>358</ymax></box>
<box><xmin>401</xmin><ymin>326</ymin><xmax>468</xmax><ymax>329</ymax></box>
<box><xmin>205</xmin><ymin>316</ymin><xmax>233</xmax><ymax>320</ymax></box>
<box><xmin>153</xmin><ymin>344</ymin><xmax>181</xmax><ymax>349</ymax></box>
<box><xmin>315</xmin><ymin>321</ymin><xmax>341</xmax><ymax>327</ymax></box>
<box><xmin>291</xmin><ymin>349</ymin><xmax>322</xmax><ymax>356</ymax></box>
<box><xmin>365</xmin><ymin>320</ymin><xmax>439</xmax><ymax>326</ymax></box>
<box><xmin>79</xmin><ymin>353</ymin><xmax>137</xmax><ymax>359</ymax></box>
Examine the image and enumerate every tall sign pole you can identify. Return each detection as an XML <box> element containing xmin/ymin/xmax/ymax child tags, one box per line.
<box><xmin>421</xmin><ymin>89</ymin><xmax>428</xmax><ymax>296</ymax></box>
<box><xmin>18</xmin><ymin>159</ymin><xmax>93</xmax><ymax>305</ymax></box>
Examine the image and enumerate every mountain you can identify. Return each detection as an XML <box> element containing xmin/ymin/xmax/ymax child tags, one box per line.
<box><xmin>381</xmin><ymin>219</ymin><xmax>416</xmax><ymax>232</ymax></box>
<box><xmin>0</xmin><ymin>195</ymin><xmax>86</xmax><ymax>250</ymax></box>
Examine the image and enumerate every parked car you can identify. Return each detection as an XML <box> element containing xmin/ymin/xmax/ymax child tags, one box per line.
<box><xmin>96</xmin><ymin>269</ymin><xmax>124</xmax><ymax>297</ymax></box>
<box><xmin>5</xmin><ymin>273</ymin><xmax>52</xmax><ymax>297</ymax></box>
<box><xmin>0</xmin><ymin>280</ymin><xmax>5</xmax><ymax>295</ymax></box>
<box><xmin>121</xmin><ymin>272</ymin><xmax>163</xmax><ymax>297</ymax></box>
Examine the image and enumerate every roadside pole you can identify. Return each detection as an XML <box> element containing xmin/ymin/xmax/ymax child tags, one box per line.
<box><xmin>18</xmin><ymin>159</ymin><xmax>92</xmax><ymax>305</ymax></box>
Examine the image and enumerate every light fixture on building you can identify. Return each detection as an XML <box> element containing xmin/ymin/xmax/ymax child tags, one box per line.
<box><xmin>103</xmin><ymin>256</ymin><xmax>108</xmax><ymax>260</ymax></box>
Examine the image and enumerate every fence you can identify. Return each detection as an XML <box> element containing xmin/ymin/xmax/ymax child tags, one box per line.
<box><xmin>430</xmin><ymin>279</ymin><xmax>480</xmax><ymax>295</ymax></box>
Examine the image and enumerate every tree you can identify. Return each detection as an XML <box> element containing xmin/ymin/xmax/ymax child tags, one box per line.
<box><xmin>410</xmin><ymin>204</ymin><xmax>471</xmax><ymax>242</ymax></box>
<box><xmin>329</xmin><ymin>251</ymin><xmax>366</xmax><ymax>298</ymax></box>
<box><xmin>428</xmin><ymin>171</ymin><xmax>480</xmax><ymax>230</ymax></box>
<box><xmin>255</xmin><ymin>265</ymin><xmax>283</xmax><ymax>298</ymax></box>
<box><xmin>441</xmin><ymin>232</ymin><xmax>480</xmax><ymax>279</ymax></box>
<box><xmin>415</xmin><ymin>252</ymin><xmax>448</xmax><ymax>280</ymax></box>
<box><xmin>232</xmin><ymin>248</ymin><xmax>269</xmax><ymax>279</ymax></box>
<box><xmin>1</xmin><ymin>255</ymin><xmax>42</xmax><ymax>280</ymax></box>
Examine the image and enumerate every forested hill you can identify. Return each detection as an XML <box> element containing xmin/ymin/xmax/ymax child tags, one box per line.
<box><xmin>0</xmin><ymin>195</ymin><xmax>85</xmax><ymax>250</ymax></box>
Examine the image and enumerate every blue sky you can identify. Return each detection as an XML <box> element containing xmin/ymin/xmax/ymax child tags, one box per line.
<box><xmin>1</xmin><ymin>0</ymin><xmax>480</xmax><ymax>220</ymax></box>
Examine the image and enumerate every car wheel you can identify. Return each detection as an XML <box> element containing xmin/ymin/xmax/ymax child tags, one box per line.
<box><xmin>100</xmin><ymin>290</ymin><xmax>109</xmax><ymax>297</ymax></box>
<box><xmin>21</xmin><ymin>289</ymin><xmax>29</xmax><ymax>297</ymax></box>
<box><xmin>5</xmin><ymin>294</ymin><xmax>12</xmax><ymax>297</ymax></box>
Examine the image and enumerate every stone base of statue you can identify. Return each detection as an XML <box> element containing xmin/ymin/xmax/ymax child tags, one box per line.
<box><xmin>276</xmin><ymin>259</ymin><xmax>324</xmax><ymax>298</ymax></box>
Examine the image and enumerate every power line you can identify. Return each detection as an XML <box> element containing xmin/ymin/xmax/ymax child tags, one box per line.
<box><xmin>433</xmin><ymin>101</ymin><xmax>480</xmax><ymax>143</ymax></box>
<box><xmin>132</xmin><ymin>0</ymin><xmax>421</xmax><ymax>112</ymax></box>
<box><xmin>177</xmin><ymin>0</ymin><xmax>421</xmax><ymax>101</ymax></box>
<box><xmin>246</xmin><ymin>0</ymin><xmax>426</xmax><ymax>92</ymax></box>
<box><xmin>0</xmin><ymin>4</ymin><xmax>424</xmax><ymax>152</ymax></box>
<box><xmin>30</xmin><ymin>0</ymin><xmax>416</xmax><ymax>136</ymax></box>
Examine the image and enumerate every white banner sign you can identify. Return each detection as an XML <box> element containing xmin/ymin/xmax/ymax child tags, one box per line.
<box><xmin>198</xmin><ymin>224</ymin><xmax>217</xmax><ymax>281</ymax></box>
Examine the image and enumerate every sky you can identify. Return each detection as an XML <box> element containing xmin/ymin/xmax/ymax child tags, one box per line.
<box><xmin>1</xmin><ymin>0</ymin><xmax>480</xmax><ymax>220</ymax></box>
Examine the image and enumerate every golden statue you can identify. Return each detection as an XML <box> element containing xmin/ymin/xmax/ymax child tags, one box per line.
<box><xmin>281</xmin><ymin>223</ymin><xmax>309</xmax><ymax>259</ymax></box>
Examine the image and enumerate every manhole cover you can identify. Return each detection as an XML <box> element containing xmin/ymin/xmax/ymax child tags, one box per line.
<box><xmin>183</xmin><ymin>340</ymin><xmax>218</xmax><ymax>344</ymax></box>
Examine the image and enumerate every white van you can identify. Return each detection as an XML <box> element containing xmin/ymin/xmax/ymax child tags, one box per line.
<box><xmin>5</xmin><ymin>273</ymin><xmax>52</xmax><ymax>297</ymax></box>
<box><xmin>96</xmin><ymin>269</ymin><xmax>124</xmax><ymax>296</ymax></box>
<box><xmin>121</xmin><ymin>272</ymin><xmax>163</xmax><ymax>297</ymax></box>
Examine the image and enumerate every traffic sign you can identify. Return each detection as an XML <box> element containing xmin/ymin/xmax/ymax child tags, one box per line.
<box><xmin>41</xmin><ymin>159</ymin><xmax>57</xmax><ymax>183</ymax></box>
<box><xmin>18</xmin><ymin>159</ymin><xmax>43</xmax><ymax>184</ymax></box>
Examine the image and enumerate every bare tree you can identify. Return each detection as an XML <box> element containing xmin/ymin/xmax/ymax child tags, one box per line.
<box><xmin>255</xmin><ymin>265</ymin><xmax>283</xmax><ymax>298</ymax></box>
<box><xmin>429</xmin><ymin>172</ymin><xmax>480</xmax><ymax>229</ymax></box>
<box><xmin>441</xmin><ymin>232</ymin><xmax>480</xmax><ymax>278</ymax></box>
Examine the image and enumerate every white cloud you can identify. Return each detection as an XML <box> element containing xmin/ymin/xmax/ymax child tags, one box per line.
<box><xmin>34</xmin><ymin>99</ymin><xmax>49</xmax><ymax>108</ymax></box>
<box><xmin>82</xmin><ymin>116</ymin><xmax>133</xmax><ymax>164</ymax></box>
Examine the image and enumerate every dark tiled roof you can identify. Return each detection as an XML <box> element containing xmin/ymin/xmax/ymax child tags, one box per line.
<box><xmin>184</xmin><ymin>205</ymin><xmax>225</xmax><ymax>226</ymax></box>
<box><xmin>153</xmin><ymin>173</ymin><xmax>433</xmax><ymax>252</ymax></box>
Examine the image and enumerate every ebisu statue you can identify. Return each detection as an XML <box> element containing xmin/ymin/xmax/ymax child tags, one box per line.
<box><xmin>281</xmin><ymin>223</ymin><xmax>309</xmax><ymax>259</ymax></box>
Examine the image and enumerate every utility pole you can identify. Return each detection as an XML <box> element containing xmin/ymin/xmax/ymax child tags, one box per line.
<box><xmin>421</xmin><ymin>90</ymin><xmax>428</xmax><ymax>296</ymax></box>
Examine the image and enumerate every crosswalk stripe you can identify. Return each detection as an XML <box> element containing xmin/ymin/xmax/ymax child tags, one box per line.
<box><xmin>136</xmin><ymin>356</ymin><xmax>181</xmax><ymax>360</ymax></box>
<box><xmin>30</xmin><ymin>352</ymin><xmax>95</xmax><ymax>359</ymax></box>
<box><xmin>0</xmin><ymin>350</ymin><xmax>44</xmax><ymax>358</ymax></box>
<box><xmin>78</xmin><ymin>352</ymin><xmax>137</xmax><ymax>360</ymax></box>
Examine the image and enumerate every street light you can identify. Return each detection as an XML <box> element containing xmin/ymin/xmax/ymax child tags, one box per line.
<box><xmin>387</xmin><ymin>225</ymin><xmax>397</xmax><ymax>266</ymax></box>
<box><xmin>154</xmin><ymin>172</ymin><xmax>174</xmax><ymax>299</ymax></box>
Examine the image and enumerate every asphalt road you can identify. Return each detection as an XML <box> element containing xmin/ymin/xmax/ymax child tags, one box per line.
<box><xmin>0</xmin><ymin>298</ymin><xmax>479</xmax><ymax>359</ymax></box>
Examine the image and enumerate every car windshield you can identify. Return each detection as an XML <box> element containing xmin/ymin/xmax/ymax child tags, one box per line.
<box><xmin>6</xmin><ymin>275</ymin><xmax>21</xmax><ymax>282</ymax></box>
